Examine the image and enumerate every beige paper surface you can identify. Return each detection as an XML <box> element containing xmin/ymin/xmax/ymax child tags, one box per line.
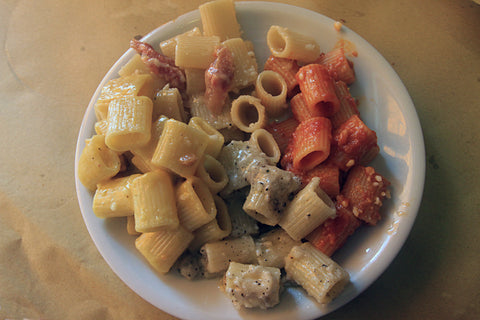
<box><xmin>0</xmin><ymin>0</ymin><xmax>479</xmax><ymax>319</ymax></box>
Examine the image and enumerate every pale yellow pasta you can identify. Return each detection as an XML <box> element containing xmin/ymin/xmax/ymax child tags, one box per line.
<box><xmin>222</xmin><ymin>38</ymin><xmax>258</xmax><ymax>90</ymax></box>
<box><xmin>153</xmin><ymin>86</ymin><xmax>185</xmax><ymax>121</ymax></box>
<box><xmin>255</xmin><ymin>70</ymin><xmax>288</xmax><ymax>117</ymax></box>
<box><xmin>255</xmin><ymin>229</ymin><xmax>301</xmax><ymax>268</ymax></box>
<box><xmin>131</xmin><ymin>170</ymin><xmax>179</xmax><ymax>233</ymax></box>
<box><xmin>200</xmin><ymin>235</ymin><xmax>256</xmax><ymax>274</ymax></box>
<box><xmin>159</xmin><ymin>27</ymin><xmax>202</xmax><ymax>59</ymax></box>
<box><xmin>130</xmin><ymin>116</ymin><xmax>169</xmax><ymax>172</ymax></box>
<box><xmin>199</xmin><ymin>0</ymin><xmax>241</xmax><ymax>41</ymax></box>
<box><xmin>188</xmin><ymin>95</ymin><xmax>233</xmax><ymax>130</ymax></box>
<box><xmin>94</xmin><ymin>73</ymin><xmax>155</xmax><ymax>120</ymax></box>
<box><xmin>195</xmin><ymin>155</ymin><xmax>229</xmax><ymax>194</ymax></box>
<box><xmin>188</xmin><ymin>116</ymin><xmax>224</xmax><ymax>158</ymax></box>
<box><xmin>93</xmin><ymin>174</ymin><xmax>140</xmax><ymax>218</ymax></box>
<box><xmin>94</xmin><ymin>120</ymin><xmax>108</xmax><ymax>136</ymax></box>
<box><xmin>285</xmin><ymin>243</ymin><xmax>350</xmax><ymax>304</ymax></box>
<box><xmin>78</xmin><ymin>135</ymin><xmax>121</xmax><ymax>190</ymax></box>
<box><xmin>118</xmin><ymin>53</ymin><xmax>151</xmax><ymax>77</ymax></box>
<box><xmin>175</xmin><ymin>34</ymin><xmax>220</xmax><ymax>69</ymax></box>
<box><xmin>248</xmin><ymin>128</ymin><xmax>281</xmax><ymax>165</ymax></box>
<box><xmin>231</xmin><ymin>95</ymin><xmax>267</xmax><ymax>133</ymax></box>
<box><xmin>279</xmin><ymin>177</ymin><xmax>336</xmax><ymax>241</ymax></box>
<box><xmin>267</xmin><ymin>25</ymin><xmax>320</xmax><ymax>63</ymax></box>
<box><xmin>176</xmin><ymin>176</ymin><xmax>217</xmax><ymax>232</ymax></box>
<box><xmin>189</xmin><ymin>195</ymin><xmax>232</xmax><ymax>251</ymax></box>
<box><xmin>185</xmin><ymin>68</ymin><xmax>206</xmax><ymax>96</ymax></box>
<box><xmin>105</xmin><ymin>96</ymin><xmax>153</xmax><ymax>152</ymax></box>
<box><xmin>135</xmin><ymin>225</ymin><xmax>194</xmax><ymax>274</ymax></box>
<box><xmin>223</xmin><ymin>262</ymin><xmax>281</xmax><ymax>309</ymax></box>
<box><xmin>126</xmin><ymin>215</ymin><xmax>140</xmax><ymax>236</ymax></box>
<box><xmin>151</xmin><ymin>119</ymin><xmax>210</xmax><ymax>178</ymax></box>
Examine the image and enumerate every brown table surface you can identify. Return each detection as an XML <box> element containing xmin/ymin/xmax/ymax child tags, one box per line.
<box><xmin>1</xmin><ymin>0</ymin><xmax>479</xmax><ymax>319</ymax></box>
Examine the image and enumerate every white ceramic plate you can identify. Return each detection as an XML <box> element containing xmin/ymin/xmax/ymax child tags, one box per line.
<box><xmin>75</xmin><ymin>2</ymin><xmax>425</xmax><ymax>319</ymax></box>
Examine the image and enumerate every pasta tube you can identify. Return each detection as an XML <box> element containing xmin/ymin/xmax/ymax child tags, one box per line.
<box><xmin>105</xmin><ymin>96</ymin><xmax>153</xmax><ymax>152</ymax></box>
<box><xmin>176</xmin><ymin>177</ymin><xmax>217</xmax><ymax>232</ymax></box>
<box><xmin>263</xmin><ymin>55</ymin><xmax>300</xmax><ymax>97</ymax></box>
<box><xmin>329</xmin><ymin>115</ymin><xmax>379</xmax><ymax>171</ymax></box>
<box><xmin>315</xmin><ymin>47</ymin><xmax>355</xmax><ymax>85</ymax></box>
<box><xmin>222</xmin><ymin>38</ymin><xmax>258</xmax><ymax>90</ymax></box>
<box><xmin>306</xmin><ymin>195</ymin><xmax>361</xmax><ymax>256</ymax></box>
<box><xmin>151</xmin><ymin>119</ymin><xmax>210</xmax><ymax>178</ymax></box>
<box><xmin>289</xmin><ymin>117</ymin><xmax>332</xmax><ymax>171</ymax></box>
<box><xmin>94</xmin><ymin>73</ymin><xmax>155</xmax><ymax>120</ymax></box>
<box><xmin>175</xmin><ymin>34</ymin><xmax>220</xmax><ymax>69</ymax></box>
<box><xmin>78</xmin><ymin>135</ymin><xmax>121</xmax><ymax>190</ymax></box>
<box><xmin>195</xmin><ymin>155</ymin><xmax>229</xmax><ymax>194</ymax></box>
<box><xmin>188</xmin><ymin>116</ymin><xmax>225</xmax><ymax>158</ymax></box>
<box><xmin>159</xmin><ymin>27</ymin><xmax>202</xmax><ymax>59</ymax></box>
<box><xmin>285</xmin><ymin>243</ymin><xmax>350</xmax><ymax>304</ymax></box>
<box><xmin>267</xmin><ymin>25</ymin><xmax>320</xmax><ymax>63</ymax></box>
<box><xmin>331</xmin><ymin>81</ymin><xmax>359</xmax><ymax>128</ymax></box>
<box><xmin>200</xmin><ymin>235</ymin><xmax>256</xmax><ymax>274</ymax></box>
<box><xmin>255</xmin><ymin>70</ymin><xmax>288</xmax><ymax>117</ymax></box>
<box><xmin>93</xmin><ymin>174</ymin><xmax>140</xmax><ymax>218</ymax></box>
<box><xmin>131</xmin><ymin>170</ymin><xmax>179</xmax><ymax>233</ymax></box>
<box><xmin>243</xmin><ymin>165</ymin><xmax>301</xmax><ymax>226</ymax></box>
<box><xmin>279</xmin><ymin>177</ymin><xmax>336</xmax><ymax>241</ymax></box>
<box><xmin>248</xmin><ymin>129</ymin><xmax>281</xmax><ymax>165</ymax></box>
<box><xmin>296</xmin><ymin>64</ymin><xmax>340</xmax><ymax>117</ymax></box>
<box><xmin>152</xmin><ymin>86</ymin><xmax>185</xmax><ymax>122</ymax></box>
<box><xmin>231</xmin><ymin>95</ymin><xmax>267</xmax><ymax>133</ymax></box>
<box><xmin>223</xmin><ymin>262</ymin><xmax>281</xmax><ymax>309</ymax></box>
<box><xmin>199</xmin><ymin>0</ymin><xmax>241</xmax><ymax>41</ymax></box>
<box><xmin>135</xmin><ymin>225</ymin><xmax>194</xmax><ymax>274</ymax></box>
<box><xmin>255</xmin><ymin>229</ymin><xmax>300</xmax><ymax>268</ymax></box>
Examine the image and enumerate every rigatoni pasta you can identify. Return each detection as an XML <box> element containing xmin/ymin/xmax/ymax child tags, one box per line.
<box><xmin>93</xmin><ymin>174</ymin><xmax>139</xmax><ymax>218</ymax></box>
<box><xmin>199</xmin><ymin>0</ymin><xmax>241</xmax><ymax>41</ymax></box>
<box><xmin>175</xmin><ymin>176</ymin><xmax>217</xmax><ymax>232</ymax></box>
<box><xmin>267</xmin><ymin>25</ymin><xmax>320</xmax><ymax>63</ymax></box>
<box><xmin>285</xmin><ymin>243</ymin><xmax>350</xmax><ymax>304</ymax></box>
<box><xmin>151</xmin><ymin>119</ymin><xmax>210</xmax><ymax>178</ymax></box>
<box><xmin>175</xmin><ymin>34</ymin><xmax>220</xmax><ymax>69</ymax></box>
<box><xmin>131</xmin><ymin>170</ymin><xmax>179</xmax><ymax>233</ymax></box>
<box><xmin>254</xmin><ymin>70</ymin><xmax>288</xmax><ymax>117</ymax></box>
<box><xmin>231</xmin><ymin>95</ymin><xmax>267</xmax><ymax>133</ymax></box>
<box><xmin>105</xmin><ymin>96</ymin><xmax>153</xmax><ymax>152</ymax></box>
<box><xmin>279</xmin><ymin>177</ymin><xmax>336</xmax><ymax>240</ymax></box>
<box><xmin>135</xmin><ymin>225</ymin><xmax>193</xmax><ymax>274</ymax></box>
<box><xmin>200</xmin><ymin>235</ymin><xmax>256</xmax><ymax>274</ymax></box>
<box><xmin>78</xmin><ymin>135</ymin><xmax>121</xmax><ymax>190</ymax></box>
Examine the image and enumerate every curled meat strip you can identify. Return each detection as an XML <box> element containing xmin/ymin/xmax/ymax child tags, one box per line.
<box><xmin>130</xmin><ymin>39</ymin><xmax>186</xmax><ymax>90</ymax></box>
<box><xmin>204</xmin><ymin>45</ymin><xmax>235</xmax><ymax>115</ymax></box>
